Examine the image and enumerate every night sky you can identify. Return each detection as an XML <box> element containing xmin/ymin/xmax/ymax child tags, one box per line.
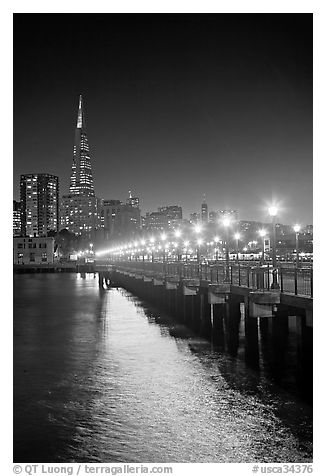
<box><xmin>14</xmin><ymin>13</ymin><xmax>312</xmax><ymax>225</ymax></box>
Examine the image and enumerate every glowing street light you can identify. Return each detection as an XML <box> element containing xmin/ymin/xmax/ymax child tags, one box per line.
<box><xmin>194</xmin><ymin>224</ymin><xmax>202</xmax><ymax>234</ymax></box>
<box><xmin>293</xmin><ymin>224</ymin><xmax>301</xmax><ymax>268</ymax></box>
<box><xmin>174</xmin><ymin>229</ymin><xmax>182</xmax><ymax>238</ymax></box>
<box><xmin>197</xmin><ymin>238</ymin><xmax>203</xmax><ymax>266</ymax></box>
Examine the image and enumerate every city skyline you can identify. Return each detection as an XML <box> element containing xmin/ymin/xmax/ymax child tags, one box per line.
<box><xmin>14</xmin><ymin>14</ymin><xmax>312</xmax><ymax>225</ymax></box>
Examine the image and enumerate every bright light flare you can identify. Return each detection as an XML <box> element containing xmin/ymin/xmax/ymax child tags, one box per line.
<box><xmin>259</xmin><ymin>229</ymin><xmax>267</xmax><ymax>237</ymax></box>
<box><xmin>293</xmin><ymin>224</ymin><xmax>301</xmax><ymax>233</ymax></box>
<box><xmin>194</xmin><ymin>224</ymin><xmax>202</xmax><ymax>234</ymax></box>
<box><xmin>222</xmin><ymin>217</ymin><xmax>231</xmax><ymax>227</ymax></box>
<box><xmin>268</xmin><ymin>206</ymin><xmax>278</xmax><ymax>217</ymax></box>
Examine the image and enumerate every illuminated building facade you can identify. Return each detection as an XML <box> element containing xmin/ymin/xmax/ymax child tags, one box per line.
<box><xmin>189</xmin><ymin>212</ymin><xmax>200</xmax><ymax>224</ymax></box>
<box><xmin>13</xmin><ymin>236</ymin><xmax>55</xmax><ymax>264</ymax></box>
<box><xmin>20</xmin><ymin>173</ymin><xmax>59</xmax><ymax>237</ymax></box>
<box><xmin>127</xmin><ymin>191</ymin><xmax>140</xmax><ymax>209</ymax></box>
<box><xmin>13</xmin><ymin>200</ymin><xmax>22</xmax><ymax>236</ymax></box>
<box><xmin>60</xmin><ymin>195</ymin><xmax>100</xmax><ymax>235</ymax></box>
<box><xmin>217</xmin><ymin>209</ymin><xmax>239</xmax><ymax>223</ymax></box>
<box><xmin>144</xmin><ymin>206</ymin><xmax>182</xmax><ymax>232</ymax></box>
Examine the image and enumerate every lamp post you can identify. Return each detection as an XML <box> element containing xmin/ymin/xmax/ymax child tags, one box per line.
<box><xmin>234</xmin><ymin>232</ymin><xmax>240</xmax><ymax>262</ymax></box>
<box><xmin>268</xmin><ymin>206</ymin><xmax>279</xmax><ymax>289</ymax></box>
<box><xmin>214</xmin><ymin>236</ymin><xmax>219</xmax><ymax>263</ymax></box>
<box><xmin>293</xmin><ymin>224</ymin><xmax>301</xmax><ymax>269</ymax></box>
<box><xmin>161</xmin><ymin>233</ymin><xmax>167</xmax><ymax>263</ymax></box>
<box><xmin>259</xmin><ymin>229</ymin><xmax>267</xmax><ymax>265</ymax></box>
<box><xmin>184</xmin><ymin>240</ymin><xmax>189</xmax><ymax>262</ymax></box>
<box><xmin>175</xmin><ymin>230</ymin><xmax>182</xmax><ymax>262</ymax></box>
<box><xmin>222</xmin><ymin>217</ymin><xmax>231</xmax><ymax>282</ymax></box>
<box><xmin>141</xmin><ymin>239</ymin><xmax>146</xmax><ymax>267</ymax></box>
<box><xmin>149</xmin><ymin>237</ymin><xmax>155</xmax><ymax>263</ymax></box>
<box><xmin>197</xmin><ymin>238</ymin><xmax>203</xmax><ymax>276</ymax></box>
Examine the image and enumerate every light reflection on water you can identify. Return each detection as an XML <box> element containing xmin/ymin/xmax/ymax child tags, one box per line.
<box><xmin>14</xmin><ymin>274</ymin><xmax>312</xmax><ymax>463</ymax></box>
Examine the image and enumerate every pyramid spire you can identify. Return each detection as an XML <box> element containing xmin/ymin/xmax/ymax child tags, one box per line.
<box><xmin>69</xmin><ymin>95</ymin><xmax>95</xmax><ymax>196</ymax></box>
<box><xmin>76</xmin><ymin>94</ymin><xmax>84</xmax><ymax>129</ymax></box>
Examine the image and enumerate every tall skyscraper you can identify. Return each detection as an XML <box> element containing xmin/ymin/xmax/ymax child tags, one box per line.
<box><xmin>201</xmin><ymin>195</ymin><xmax>208</xmax><ymax>223</ymax></box>
<box><xmin>20</xmin><ymin>174</ymin><xmax>59</xmax><ymax>237</ymax></box>
<box><xmin>61</xmin><ymin>95</ymin><xmax>100</xmax><ymax>236</ymax></box>
<box><xmin>69</xmin><ymin>95</ymin><xmax>95</xmax><ymax>197</ymax></box>
<box><xmin>127</xmin><ymin>190</ymin><xmax>140</xmax><ymax>209</ymax></box>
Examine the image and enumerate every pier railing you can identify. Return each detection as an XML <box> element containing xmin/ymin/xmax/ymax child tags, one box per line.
<box><xmin>97</xmin><ymin>261</ymin><xmax>313</xmax><ymax>298</ymax></box>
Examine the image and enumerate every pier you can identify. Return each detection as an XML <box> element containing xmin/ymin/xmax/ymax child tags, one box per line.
<box><xmin>96</xmin><ymin>260</ymin><xmax>312</xmax><ymax>396</ymax></box>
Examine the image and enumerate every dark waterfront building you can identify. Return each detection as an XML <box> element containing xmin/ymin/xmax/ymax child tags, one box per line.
<box><xmin>60</xmin><ymin>95</ymin><xmax>100</xmax><ymax>236</ymax></box>
<box><xmin>13</xmin><ymin>200</ymin><xmax>22</xmax><ymax>236</ymax></box>
<box><xmin>20</xmin><ymin>173</ymin><xmax>59</xmax><ymax>237</ymax></box>
<box><xmin>101</xmin><ymin>199</ymin><xmax>141</xmax><ymax>241</ymax></box>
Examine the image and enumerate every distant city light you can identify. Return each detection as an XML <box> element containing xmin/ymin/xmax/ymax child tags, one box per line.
<box><xmin>234</xmin><ymin>232</ymin><xmax>241</xmax><ymax>240</ymax></box>
<box><xmin>259</xmin><ymin>229</ymin><xmax>267</xmax><ymax>237</ymax></box>
<box><xmin>268</xmin><ymin>206</ymin><xmax>278</xmax><ymax>217</ymax></box>
<box><xmin>194</xmin><ymin>224</ymin><xmax>202</xmax><ymax>234</ymax></box>
<box><xmin>293</xmin><ymin>224</ymin><xmax>301</xmax><ymax>233</ymax></box>
<box><xmin>222</xmin><ymin>217</ymin><xmax>231</xmax><ymax>227</ymax></box>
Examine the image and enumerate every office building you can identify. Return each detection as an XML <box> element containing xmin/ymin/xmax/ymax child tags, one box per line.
<box><xmin>20</xmin><ymin>173</ymin><xmax>59</xmax><ymax>237</ymax></box>
<box><xmin>13</xmin><ymin>200</ymin><xmax>22</xmax><ymax>236</ymax></box>
<box><xmin>101</xmin><ymin>200</ymin><xmax>140</xmax><ymax>240</ymax></box>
